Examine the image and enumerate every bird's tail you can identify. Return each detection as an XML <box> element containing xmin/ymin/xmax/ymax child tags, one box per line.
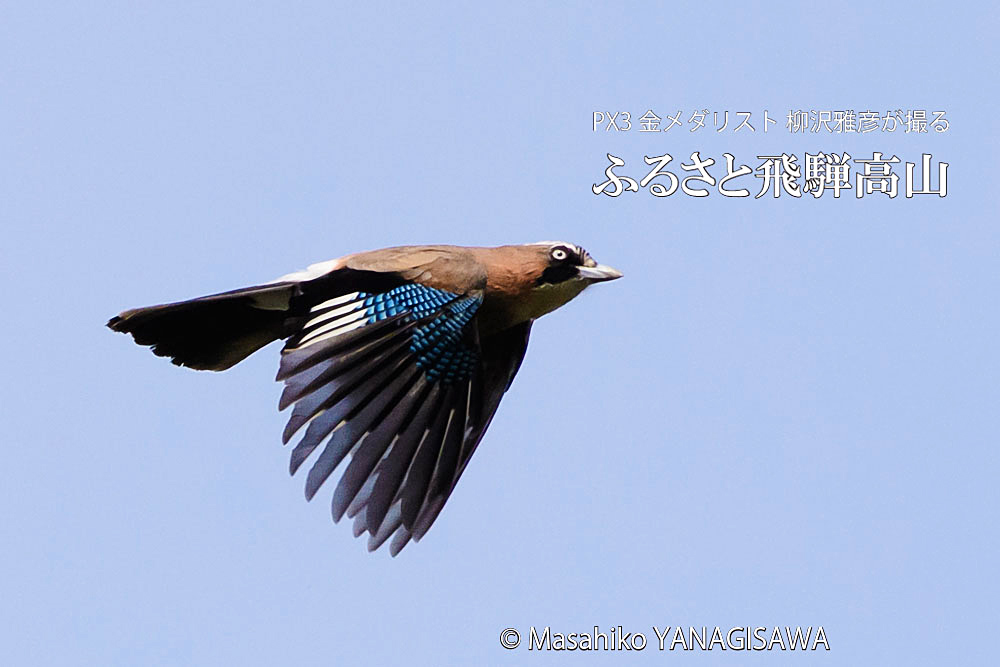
<box><xmin>107</xmin><ymin>282</ymin><xmax>299</xmax><ymax>371</ymax></box>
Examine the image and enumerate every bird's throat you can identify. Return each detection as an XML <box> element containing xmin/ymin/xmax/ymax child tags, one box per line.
<box><xmin>479</xmin><ymin>280</ymin><xmax>588</xmax><ymax>334</ymax></box>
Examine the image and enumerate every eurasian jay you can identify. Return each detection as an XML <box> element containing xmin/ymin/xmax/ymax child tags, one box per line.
<box><xmin>108</xmin><ymin>242</ymin><xmax>622</xmax><ymax>555</ymax></box>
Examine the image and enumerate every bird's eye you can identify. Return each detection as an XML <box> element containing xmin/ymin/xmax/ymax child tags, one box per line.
<box><xmin>551</xmin><ymin>247</ymin><xmax>569</xmax><ymax>262</ymax></box>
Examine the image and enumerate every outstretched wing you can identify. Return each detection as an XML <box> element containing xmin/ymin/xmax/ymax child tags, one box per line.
<box><xmin>108</xmin><ymin>245</ymin><xmax>531</xmax><ymax>554</ymax></box>
<box><xmin>277</xmin><ymin>282</ymin><xmax>532</xmax><ymax>555</ymax></box>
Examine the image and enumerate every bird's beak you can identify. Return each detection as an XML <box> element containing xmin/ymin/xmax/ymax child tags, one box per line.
<box><xmin>577</xmin><ymin>264</ymin><xmax>623</xmax><ymax>282</ymax></box>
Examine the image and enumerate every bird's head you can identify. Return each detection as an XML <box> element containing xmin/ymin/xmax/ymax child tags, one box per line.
<box><xmin>529</xmin><ymin>241</ymin><xmax>623</xmax><ymax>286</ymax></box>
<box><xmin>478</xmin><ymin>241</ymin><xmax>622</xmax><ymax>326</ymax></box>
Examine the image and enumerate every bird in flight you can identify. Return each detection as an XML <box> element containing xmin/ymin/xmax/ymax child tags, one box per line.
<box><xmin>108</xmin><ymin>242</ymin><xmax>622</xmax><ymax>555</ymax></box>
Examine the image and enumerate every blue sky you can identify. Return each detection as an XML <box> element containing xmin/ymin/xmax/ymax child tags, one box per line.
<box><xmin>2</xmin><ymin>2</ymin><xmax>997</xmax><ymax>665</ymax></box>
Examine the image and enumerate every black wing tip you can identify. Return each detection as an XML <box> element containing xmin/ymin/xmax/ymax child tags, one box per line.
<box><xmin>281</xmin><ymin>419</ymin><xmax>301</xmax><ymax>445</ymax></box>
<box><xmin>389</xmin><ymin>528</ymin><xmax>413</xmax><ymax>556</ymax></box>
<box><xmin>275</xmin><ymin>358</ymin><xmax>295</xmax><ymax>382</ymax></box>
<box><xmin>304</xmin><ymin>482</ymin><xmax>319</xmax><ymax>503</ymax></box>
<box><xmin>331</xmin><ymin>495</ymin><xmax>350</xmax><ymax>523</ymax></box>
<box><xmin>107</xmin><ymin>313</ymin><xmax>130</xmax><ymax>332</ymax></box>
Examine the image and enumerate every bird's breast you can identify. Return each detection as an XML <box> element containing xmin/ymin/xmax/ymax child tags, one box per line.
<box><xmin>478</xmin><ymin>280</ymin><xmax>588</xmax><ymax>335</ymax></box>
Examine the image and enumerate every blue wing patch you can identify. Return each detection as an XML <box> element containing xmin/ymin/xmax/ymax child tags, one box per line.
<box><xmin>360</xmin><ymin>284</ymin><xmax>456</xmax><ymax>323</ymax></box>
<box><xmin>357</xmin><ymin>285</ymin><xmax>482</xmax><ymax>384</ymax></box>
<box><xmin>410</xmin><ymin>295</ymin><xmax>480</xmax><ymax>383</ymax></box>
